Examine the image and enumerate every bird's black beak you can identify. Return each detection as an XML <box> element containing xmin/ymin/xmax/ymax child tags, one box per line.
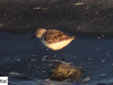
<box><xmin>30</xmin><ymin>35</ymin><xmax>36</xmax><ymax>40</ymax></box>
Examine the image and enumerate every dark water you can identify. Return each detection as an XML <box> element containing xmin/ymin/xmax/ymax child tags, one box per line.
<box><xmin>0</xmin><ymin>32</ymin><xmax>113</xmax><ymax>85</ymax></box>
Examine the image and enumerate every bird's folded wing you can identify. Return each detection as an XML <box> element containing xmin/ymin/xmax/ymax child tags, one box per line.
<box><xmin>43</xmin><ymin>30</ymin><xmax>74</xmax><ymax>43</ymax></box>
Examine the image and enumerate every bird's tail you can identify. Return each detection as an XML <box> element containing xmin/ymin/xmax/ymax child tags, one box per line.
<box><xmin>72</xmin><ymin>36</ymin><xmax>77</xmax><ymax>39</ymax></box>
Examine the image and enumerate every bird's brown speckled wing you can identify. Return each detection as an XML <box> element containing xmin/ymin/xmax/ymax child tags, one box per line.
<box><xmin>42</xmin><ymin>29</ymin><xmax>75</xmax><ymax>43</ymax></box>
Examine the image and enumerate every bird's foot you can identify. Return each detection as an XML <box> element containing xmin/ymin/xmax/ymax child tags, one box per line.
<box><xmin>46</xmin><ymin>57</ymin><xmax>53</xmax><ymax>60</ymax></box>
<box><xmin>61</xmin><ymin>58</ymin><xmax>65</xmax><ymax>61</ymax></box>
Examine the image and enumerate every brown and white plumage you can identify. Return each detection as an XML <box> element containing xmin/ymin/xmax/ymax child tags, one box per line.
<box><xmin>30</xmin><ymin>28</ymin><xmax>76</xmax><ymax>60</ymax></box>
<box><xmin>40</xmin><ymin>29</ymin><xmax>75</xmax><ymax>50</ymax></box>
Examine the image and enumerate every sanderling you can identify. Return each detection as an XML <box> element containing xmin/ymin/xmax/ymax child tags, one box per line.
<box><xmin>30</xmin><ymin>28</ymin><xmax>76</xmax><ymax>60</ymax></box>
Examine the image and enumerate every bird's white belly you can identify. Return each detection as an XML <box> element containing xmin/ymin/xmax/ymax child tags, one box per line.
<box><xmin>41</xmin><ymin>39</ymin><xmax>74</xmax><ymax>50</ymax></box>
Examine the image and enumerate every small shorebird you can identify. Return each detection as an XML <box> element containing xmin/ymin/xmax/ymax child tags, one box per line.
<box><xmin>30</xmin><ymin>28</ymin><xmax>76</xmax><ymax>60</ymax></box>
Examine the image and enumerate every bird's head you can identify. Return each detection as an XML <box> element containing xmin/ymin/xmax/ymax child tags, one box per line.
<box><xmin>30</xmin><ymin>28</ymin><xmax>46</xmax><ymax>40</ymax></box>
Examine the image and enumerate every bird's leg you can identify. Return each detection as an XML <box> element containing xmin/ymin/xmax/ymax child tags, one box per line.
<box><xmin>51</xmin><ymin>50</ymin><xmax>55</xmax><ymax>59</ymax></box>
<box><xmin>60</xmin><ymin>48</ymin><xmax>63</xmax><ymax>55</ymax></box>
<box><xmin>60</xmin><ymin>48</ymin><xmax>65</xmax><ymax>61</ymax></box>
<box><xmin>46</xmin><ymin>50</ymin><xmax>55</xmax><ymax>60</ymax></box>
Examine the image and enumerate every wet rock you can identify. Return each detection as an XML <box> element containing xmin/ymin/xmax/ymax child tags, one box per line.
<box><xmin>48</xmin><ymin>61</ymin><xmax>84</xmax><ymax>82</ymax></box>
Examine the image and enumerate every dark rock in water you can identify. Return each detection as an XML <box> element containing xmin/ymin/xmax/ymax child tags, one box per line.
<box><xmin>0</xmin><ymin>0</ymin><xmax>113</xmax><ymax>37</ymax></box>
<box><xmin>48</xmin><ymin>61</ymin><xmax>84</xmax><ymax>82</ymax></box>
